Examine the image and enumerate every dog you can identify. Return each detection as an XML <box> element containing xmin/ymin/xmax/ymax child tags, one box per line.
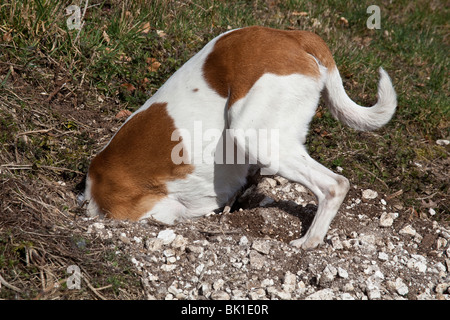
<box><xmin>83</xmin><ymin>26</ymin><xmax>396</xmax><ymax>249</ymax></box>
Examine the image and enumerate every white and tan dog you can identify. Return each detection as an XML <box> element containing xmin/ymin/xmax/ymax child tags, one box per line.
<box><xmin>83</xmin><ymin>26</ymin><xmax>396</xmax><ymax>249</ymax></box>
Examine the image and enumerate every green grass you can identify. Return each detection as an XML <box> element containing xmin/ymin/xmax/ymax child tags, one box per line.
<box><xmin>0</xmin><ymin>0</ymin><xmax>448</xmax><ymax>299</ymax></box>
<box><xmin>2</xmin><ymin>1</ymin><xmax>447</xmax><ymax>127</ymax></box>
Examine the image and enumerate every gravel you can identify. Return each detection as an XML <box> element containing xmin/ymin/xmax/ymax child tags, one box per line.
<box><xmin>83</xmin><ymin>173</ymin><xmax>450</xmax><ymax>300</ymax></box>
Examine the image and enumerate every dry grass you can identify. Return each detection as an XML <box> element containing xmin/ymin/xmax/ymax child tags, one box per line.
<box><xmin>0</xmin><ymin>87</ymin><xmax>142</xmax><ymax>299</ymax></box>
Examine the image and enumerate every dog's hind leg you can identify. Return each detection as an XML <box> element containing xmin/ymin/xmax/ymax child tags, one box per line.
<box><xmin>227</xmin><ymin>72</ymin><xmax>349</xmax><ymax>249</ymax></box>
<box><xmin>276</xmin><ymin>151</ymin><xmax>350</xmax><ymax>249</ymax></box>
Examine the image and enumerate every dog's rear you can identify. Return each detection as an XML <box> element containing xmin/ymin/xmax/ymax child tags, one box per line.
<box><xmin>82</xmin><ymin>26</ymin><xmax>397</xmax><ymax>250</ymax></box>
<box><xmin>280</xmin><ymin>31</ymin><xmax>396</xmax><ymax>249</ymax></box>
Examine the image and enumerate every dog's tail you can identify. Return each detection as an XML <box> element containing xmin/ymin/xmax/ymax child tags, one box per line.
<box><xmin>322</xmin><ymin>66</ymin><xmax>397</xmax><ymax>131</ymax></box>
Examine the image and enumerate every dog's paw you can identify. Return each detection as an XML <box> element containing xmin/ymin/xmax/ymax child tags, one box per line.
<box><xmin>290</xmin><ymin>236</ymin><xmax>322</xmax><ymax>250</ymax></box>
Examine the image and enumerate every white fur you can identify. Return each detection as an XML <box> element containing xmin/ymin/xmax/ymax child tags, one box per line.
<box><xmin>84</xmin><ymin>29</ymin><xmax>397</xmax><ymax>250</ymax></box>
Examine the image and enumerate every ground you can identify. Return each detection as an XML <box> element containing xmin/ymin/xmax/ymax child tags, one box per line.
<box><xmin>0</xmin><ymin>0</ymin><xmax>448</xmax><ymax>300</ymax></box>
<box><xmin>0</xmin><ymin>95</ymin><xmax>448</xmax><ymax>299</ymax></box>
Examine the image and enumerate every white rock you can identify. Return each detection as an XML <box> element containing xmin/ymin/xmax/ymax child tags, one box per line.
<box><xmin>213</xmin><ymin>279</ymin><xmax>225</xmax><ymax>290</ymax></box>
<box><xmin>331</xmin><ymin>236</ymin><xmax>344</xmax><ymax>250</ymax></box>
<box><xmin>338</xmin><ymin>267</ymin><xmax>349</xmax><ymax>279</ymax></box>
<box><xmin>417</xmin><ymin>288</ymin><xmax>433</xmax><ymax>300</ymax></box>
<box><xmin>267</xmin><ymin>286</ymin><xmax>292</xmax><ymax>300</ymax></box>
<box><xmin>436</xmin><ymin>139</ymin><xmax>449</xmax><ymax>146</ymax></box>
<box><xmin>414</xmin><ymin>233</ymin><xmax>423</xmax><ymax>244</ymax></box>
<box><xmin>175</xmin><ymin>292</ymin><xmax>187</xmax><ymax>300</ymax></box>
<box><xmin>131</xmin><ymin>257</ymin><xmax>140</xmax><ymax>267</ymax></box>
<box><xmin>349</xmin><ymin>231</ymin><xmax>358</xmax><ymax>238</ymax></box>
<box><xmin>435</xmin><ymin>283</ymin><xmax>449</xmax><ymax>294</ymax></box>
<box><xmin>274</xmin><ymin>176</ymin><xmax>288</xmax><ymax>185</ymax></box>
<box><xmin>378</xmin><ymin>252</ymin><xmax>389</xmax><ymax>261</ymax></box>
<box><xmin>171</xmin><ymin>235</ymin><xmax>188</xmax><ymax>250</ymax></box>
<box><xmin>282</xmin><ymin>271</ymin><xmax>297</xmax><ymax>292</ymax></box>
<box><xmin>261</xmin><ymin>278</ymin><xmax>274</xmax><ymax>287</ymax></box>
<box><xmin>297</xmin><ymin>281</ymin><xmax>306</xmax><ymax>294</ymax></box>
<box><xmin>146</xmin><ymin>238</ymin><xmax>165</xmax><ymax>252</ymax></box>
<box><xmin>407</xmin><ymin>254</ymin><xmax>427</xmax><ymax>273</ymax></box>
<box><xmin>165</xmin><ymin>293</ymin><xmax>174</xmax><ymax>300</ymax></box>
<box><xmin>92</xmin><ymin>222</ymin><xmax>105</xmax><ymax>230</ymax></box>
<box><xmin>163</xmin><ymin>249</ymin><xmax>175</xmax><ymax>257</ymax></box>
<box><xmin>362</xmin><ymin>189</ymin><xmax>378</xmax><ymax>200</ymax></box>
<box><xmin>232</xmin><ymin>289</ymin><xmax>245</xmax><ymax>299</ymax></box>
<box><xmin>399</xmin><ymin>225</ymin><xmax>416</xmax><ymax>236</ymax></box>
<box><xmin>442</xmin><ymin>230</ymin><xmax>450</xmax><ymax>240</ymax></box>
<box><xmin>119</xmin><ymin>234</ymin><xmax>131</xmax><ymax>244</ymax></box>
<box><xmin>249</xmin><ymin>251</ymin><xmax>265</xmax><ymax>270</ymax></box>
<box><xmin>276</xmin><ymin>291</ymin><xmax>292</xmax><ymax>300</ymax></box>
<box><xmin>200</xmin><ymin>282</ymin><xmax>211</xmax><ymax>297</ymax></box>
<box><xmin>366</xmin><ymin>273</ymin><xmax>383</xmax><ymax>300</ymax></box>
<box><xmin>168</xmin><ymin>281</ymin><xmax>181</xmax><ymax>296</ymax></box>
<box><xmin>435</xmin><ymin>262</ymin><xmax>446</xmax><ymax>273</ymax></box>
<box><xmin>261</xmin><ymin>177</ymin><xmax>277</xmax><ymax>188</ymax></box>
<box><xmin>359</xmin><ymin>234</ymin><xmax>377</xmax><ymax>254</ymax></box>
<box><xmin>187</xmin><ymin>245</ymin><xmax>204</xmax><ymax>256</ymax></box>
<box><xmin>167</xmin><ymin>257</ymin><xmax>177</xmax><ymax>264</ymax></box>
<box><xmin>379</xmin><ymin>214</ymin><xmax>392</xmax><ymax>227</ymax></box>
<box><xmin>211</xmin><ymin>291</ymin><xmax>230</xmax><ymax>300</ymax></box>
<box><xmin>322</xmin><ymin>265</ymin><xmax>337</xmax><ymax>282</ymax></box>
<box><xmin>252</xmin><ymin>240</ymin><xmax>271</xmax><ymax>255</ymax></box>
<box><xmin>394</xmin><ymin>278</ymin><xmax>409</xmax><ymax>296</ymax></box>
<box><xmin>239</xmin><ymin>236</ymin><xmax>249</xmax><ymax>246</ymax></box>
<box><xmin>305</xmin><ymin>288</ymin><xmax>335</xmax><ymax>300</ymax></box>
<box><xmin>195</xmin><ymin>263</ymin><xmax>205</xmax><ymax>275</ymax></box>
<box><xmin>341</xmin><ymin>293</ymin><xmax>355</xmax><ymax>300</ymax></box>
<box><xmin>250</xmin><ymin>288</ymin><xmax>267</xmax><ymax>300</ymax></box>
<box><xmin>359</xmin><ymin>233</ymin><xmax>376</xmax><ymax>245</ymax></box>
<box><xmin>367</xmin><ymin>270</ymin><xmax>385</xmax><ymax>282</ymax></box>
<box><xmin>148</xmin><ymin>273</ymin><xmax>159</xmax><ymax>282</ymax></box>
<box><xmin>157</xmin><ymin>229</ymin><xmax>176</xmax><ymax>245</ymax></box>
<box><xmin>437</xmin><ymin>237</ymin><xmax>448</xmax><ymax>250</ymax></box>
<box><xmin>161</xmin><ymin>264</ymin><xmax>177</xmax><ymax>272</ymax></box>
<box><xmin>379</xmin><ymin>212</ymin><xmax>398</xmax><ymax>227</ymax></box>
<box><xmin>343</xmin><ymin>282</ymin><xmax>355</xmax><ymax>292</ymax></box>
<box><xmin>295</xmin><ymin>196</ymin><xmax>305</xmax><ymax>204</ymax></box>
<box><xmin>294</xmin><ymin>184</ymin><xmax>308</xmax><ymax>193</ymax></box>
<box><xmin>281</xmin><ymin>183</ymin><xmax>292</xmax><ymax>193</ymax></box>
<box><xmin>366</xmin><ymin>285</ymin><xmax>381</xmax><ymax>300</ymax></box>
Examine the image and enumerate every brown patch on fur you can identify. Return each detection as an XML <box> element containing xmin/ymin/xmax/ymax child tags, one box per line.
<box><xmin>88</xmin><ymin>102</ymin><xmax>193</xmax><ymax>220</ymax></box>
<box><xmin>203</xmin><ymin>26</ymin><xmax>335</xmax><ymax>107</ymax></box>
